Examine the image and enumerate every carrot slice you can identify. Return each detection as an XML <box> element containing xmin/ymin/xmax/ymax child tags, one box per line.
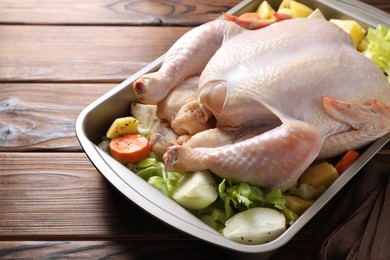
<box><xmin>334</xmin><ymin>150</ymin><xmax>360</xmax><ymax>174</ymax></box>
<box><xmin>109</xmin><ymin>134</ymin><xmax>150</xmax><ymax>163</ymax></box>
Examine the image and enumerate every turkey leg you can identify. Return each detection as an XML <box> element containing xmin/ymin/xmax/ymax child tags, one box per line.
<box><xmin>164</xmin><ymin>120</ymin><xmax>323</xmax><ymax>191</ymax></box>
<box><xmin>133</xmin><ymin>20</ymin><xmax>244</xmax><ymax>104</ymax></box>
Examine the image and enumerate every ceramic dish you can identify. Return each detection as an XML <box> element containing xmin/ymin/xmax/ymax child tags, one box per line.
<box><xmin>76</xmin><ymin>0</ymin><xmax>390</xmax><ymax>258</ymax></box>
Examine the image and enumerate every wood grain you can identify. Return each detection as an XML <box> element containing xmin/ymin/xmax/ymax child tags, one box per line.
<box><xmin>0</xmin><ymin>0</ymin><xmax>241</xmax><ymax>26</ymax></box>
<box><xmin>0</xmin><ymin>83</ymin><xmax>115</xmax><ymax>151</ymax></box>
<box><xmin>0</xmin><ymin>240</ymin><xmax>235</xmax><ymax>259</ymax></box>
<box><xmin>0</xmin><ymin>152</ymin><xmax>186</xmax><ymax>240</ymax></box>
<box><xmin>0</xmin><ymin>25</ymin><xmax>190</xmax><ymax>82</ymax></box>
<box><xmin>0</xmin><ymin>0</ymin><xmax>388</xmax><ymax>26</ymax></box>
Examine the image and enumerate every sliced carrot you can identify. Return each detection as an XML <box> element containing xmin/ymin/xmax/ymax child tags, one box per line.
<box><xmin>109</xmin><ymin>134</ymin><xmax>150</xmax><ymax>163</ymax></box>
<box><xmin>334</xmin><ymin>150</ymin><xmax>360</xmax><ymax>174</ymax></box>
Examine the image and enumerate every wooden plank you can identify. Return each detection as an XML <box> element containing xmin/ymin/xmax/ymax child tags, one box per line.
<box><xmin>371</xmin><ymin>0</ymin><xmax>390</xmax><ymax>13</ymax></box>
<box><xmin>0</xmin><ymin>25</ymin><xmax>190</xmax><ymax>82</ymax></box>
<box><xmin>0</xmin><ymin>0</ymin><xmax>241</xmax><ymax>25</ymax></box>
<box><xmin>0</xmin><ymin>239</ymin><xmax>337</xmax><ymax>259</ymax></box>
<box><xmin>0</xmin><ymin>0</ymin><xmax>388</xmax><ymax>26</ymax></box>
<box><xmin>0</xmin><ymin>152</ymin><xmax>186</xmax><ymax>240</ymax></box>
<box><xmin>0</xmin><ymin>241</ymin><xmax>234</xmax><ymax>259</ymax></box>
<box><xmin>0</xmin><ymin>83</ymin><xmax>115</xmax><ymax>151</ymax></box>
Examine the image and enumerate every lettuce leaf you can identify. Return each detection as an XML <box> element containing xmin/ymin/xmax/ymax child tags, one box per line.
<box><xmin>131</xmin><ymin>158</ymin><xmax>183</xmax><ymax>197</ymax></box>
<box><xmin>218</xmin><ymin>179</ymin><xmax>297</xmax><ymax>223</ymax></box>
<box><xmin>97</xmin><ymin>137</ymin><xmax>111</xmax><ymax>153</ymax></box>
<box><xmin>363</xmin><ymin>24</ymin><xmax>390</xmax><ymax>84</ymax></box>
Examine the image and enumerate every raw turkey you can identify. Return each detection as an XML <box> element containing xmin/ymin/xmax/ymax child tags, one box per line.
<box><xmin>133</xmin><ymin>18</ymin><xmax>390</xmax><ymax>190</ymax></box>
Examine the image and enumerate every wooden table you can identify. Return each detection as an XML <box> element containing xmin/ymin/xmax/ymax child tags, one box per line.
<box><xmin>1</xmin><ymin>0</ymin><xmax>389</xmax><ymax>258</ymax></box>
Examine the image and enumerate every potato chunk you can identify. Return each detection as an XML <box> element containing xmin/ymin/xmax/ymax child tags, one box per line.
<box><xmin>290</xmin><ymin>0</ymin><xmax>313</xmax><ymax>18</ymax></box>
<box><xmin>330</xmin><ymin>19</ymin><xmax>366</xmax><ymax>47</ymax></box>
<box><xmin>256</xmin><ymin>1</ymin><xmax>275</xmax><ymax>19</ymax></box>
<box><xmin>299</xmin><ymin>162</ymin><xmax>339</xmax><ymax>188</ymax></box>
<box><xmin>286</xmin><ymin>195</ymin><xmax>313</xmax><ymax>215</ymax></box>
<box><xmin>106</xmin><ymin>116</ymin><xmax>139</xmax><ymax>139</ymax></box>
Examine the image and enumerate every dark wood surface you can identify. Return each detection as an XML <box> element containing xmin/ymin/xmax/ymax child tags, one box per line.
<box><xmin>1</xmin><ymin>0</ymin><xmax>389</xmax><ymax>259</ymax></box>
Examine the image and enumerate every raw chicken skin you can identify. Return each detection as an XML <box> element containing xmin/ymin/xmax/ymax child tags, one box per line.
<box><xmin>134</xmin><ymin>18</ymin><xmax>390</xmax><ymax>190</ymax></box>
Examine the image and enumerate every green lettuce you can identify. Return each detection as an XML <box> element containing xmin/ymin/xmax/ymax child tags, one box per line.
<box><xmin>218</xmin><ymin>179</ymin><xmax>297</xmax><ymax>224</ymax></box>
<box><xmin>363</xmin><ymin>24</ymin><xmax>390</xmax><ymax>84</ymax></box>
<box><xmin>97</xmin><ymin>137</ymin><xmax>111</xmax><ymax>153</ymax></box>
<box><xmin>130</xmin><ymin>158</ymin><xmax>183</xmax><ymax>198</ymax></box>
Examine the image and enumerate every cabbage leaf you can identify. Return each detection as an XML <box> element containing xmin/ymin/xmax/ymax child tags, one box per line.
<box><xmin>131</xmin><ymin>158</ymin><xmax>183</xmax><ymax>197</ymax></box>
<box><xmin>218</xmin><ymin>179</ymin><xmax>297</xmax><ymax>224</ymax></box>
<box><xmin>363</xmin><ymin>24</ymin><xmax>390</xmax><ymax>84</ymax></box>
